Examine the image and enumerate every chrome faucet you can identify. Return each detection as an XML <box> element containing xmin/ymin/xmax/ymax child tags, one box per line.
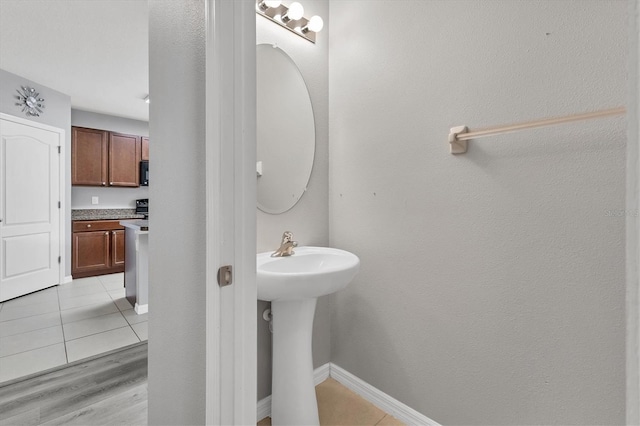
<box><xmin>271</xmin><ymin>231</ymin><xmax>298</xmax><ymax>257</ymax></box>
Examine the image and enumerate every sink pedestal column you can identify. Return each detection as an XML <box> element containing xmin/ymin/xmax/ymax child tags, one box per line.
<box><xmin>271</xmin><ymin>298</ymin><xmax>319</xmax><ymax>426</ymax></box>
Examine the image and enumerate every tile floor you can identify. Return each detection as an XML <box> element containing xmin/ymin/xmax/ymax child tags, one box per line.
<box><xmin>258</xmin><ymin>378</ymin><xmax>405</xmax><ymax>426</ymax></box>
<box><xmin>0</xmin><ymin>273</ymin><xmax>147</xmax><ymax>383</ymax></box>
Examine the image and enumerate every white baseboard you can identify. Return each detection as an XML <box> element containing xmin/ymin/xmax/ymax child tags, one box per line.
<box><xmin>330</xmin><ymin>363</ymin><xmax>440</xmax><ymax>426</ymax></box>
<box><xmin>134</xmin><ymin>303</ymin><xmax>148</xmax><ymax>314</ymax></box>
<box><xmin>256</xmin><ymin>362</ymin><xmax>440</xmax><ymax>426</ymax></box>
<box><xmin>314</xmin><ymin>362</ymin><xmax>331</xmax><ymax>386</ymax></box>
<box><xmin>63</xmin><ymin>275</ymin><xmax>73</xmax><ymax>284</ymax></box>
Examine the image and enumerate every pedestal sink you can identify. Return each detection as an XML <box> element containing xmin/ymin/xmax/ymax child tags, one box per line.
<box><xmin>257</xmin><ymin>246</ymin><xmax>360</xmax><ymax>426</ymax></box>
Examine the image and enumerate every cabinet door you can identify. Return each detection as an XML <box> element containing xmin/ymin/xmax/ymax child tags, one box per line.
<box><xmin>112</xmin><ymin>230</ymin><xmax>126</xmax><ymax>266</ymax></box>
<box><xmin>141</xmin><ymin>137</ymin><xmax>149</xmax><ymax>161</ymax></box>
<box><xmin>109</xmin><ymin>132</ymin><xmax>141</xmax><ymax>187</ymax></box>
<box><xmin>72</xmin><ymin>127</ymin><xmax>108</xmax><ymax>186</ymax></box>
<box><xmin>72</xmin><ymin>231</ymin><xmax>111</xmax><ymax>274</ymax></box>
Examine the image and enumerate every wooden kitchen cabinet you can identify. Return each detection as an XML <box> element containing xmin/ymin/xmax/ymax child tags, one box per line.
<box><xmin>141</xmin><ymin>137</ymin><xmax>149</xmax><ymax>161</ymax></box>
<box><xmin>72</xmin><ymin>220</ymin><xmax>126</xmax><ymax>278</ymax></box>
<box><xmin>72</xmin><ymin>126</ymin><xmax>141</xmax><ymax>187</ymax></box>
<box><xmin>109</xmin><ymin>132</ymin><xmax>141</xmax><ymax>187</ymax></box>
<box><xmin>72</xmin><ymin>127</ymin><xmax>108</xmax><ymax>186</ymax></box>
<box><xmin>112</xmin><ymin>229</ymin><xmax>126</xmax><ymax>266</ymax></box>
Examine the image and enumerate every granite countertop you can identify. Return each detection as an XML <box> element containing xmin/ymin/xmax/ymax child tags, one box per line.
<box><xmin>72</xmin><ymin>209</ymin><xmax>145</xmax><ymax>221</ymax></box>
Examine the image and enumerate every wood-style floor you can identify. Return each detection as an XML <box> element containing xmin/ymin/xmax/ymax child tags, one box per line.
<box><xmin>0</xmin><ymin>341</ymin><xmax>402</xmax><ymax>426</ymax></box>
<box><xmin>0</xmin><ymin>342</ymin><xmax>147</xmax><ymax>426</ymax></box>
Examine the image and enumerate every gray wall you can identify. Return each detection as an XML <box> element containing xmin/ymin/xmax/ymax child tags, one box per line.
<box><xmin>328</xmin><ymin>1</ymin><xmax>627</xmax><ymax>424</ymax></box>
<box><xmin>0</xmin><ymin>68</ymin><xmax>72</xmax><ymax>277</ymax></box>
<box><xmin>627</xmin><ymin>0</ymin><xmax>640</xmax><ymax>423</ymax></box>
<box><xmin>256</xmin><ymin>0</ymin><xmax>330</xmax><ymax>400</ymax></box>
<box><xmin>71</xmin><ymin>109</ymin><xmax>149</xmax><ymax>209</ymax></box>
<box><xmin>148</xmin><ymin>1</ymin><xmax>206</xmax><ymax>424</ymax></box>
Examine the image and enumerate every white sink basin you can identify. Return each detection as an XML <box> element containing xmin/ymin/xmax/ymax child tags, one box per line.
<box><xmin>257</xmin><ymin>246</ymin><xmax>360</xmax><ymax>301</ymax></box>
<box><xmin>257</xmin><ymin>246</ymin><xmax>359</xmax><ymax>425</ymax></box>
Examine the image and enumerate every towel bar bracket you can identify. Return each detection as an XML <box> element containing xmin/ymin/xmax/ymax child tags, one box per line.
<box><xmin>449</xmin><ymin>125</ymin><xmax>469</xmax><ymax>154</ymax></box>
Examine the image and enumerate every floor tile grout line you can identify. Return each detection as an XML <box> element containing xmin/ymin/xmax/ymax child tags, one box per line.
<box><xmin>116</xmin><ymin>309</ymin><xmax>140</xmax><ymax>337</ymax></box>
<box><xmin>121</xmin><ymin>310</ymin><xmax>148</xmax><ymax>326</ymax></box>
<box><xmin>0</xmin><ymin>294</ymin><xmax>60</xmax><ymax>320</ymax></box>
<box><xmin>0</xmin><ymin>322</ymin><xmax>63</xmax><ymax>343</ymax></box>
<box><xmin>57</xmin><ymin>297</ymin><xmax>120</xmax><ymax>312</ymax></box>
<box><xmin>374</xmin><ymin>414</ymin><xmax>390</xmax><ymax>425</ymax></box>
<box><xmin>0</xmin><ymin>307</ymin><xmax>60</xmax><ymax>324</ymax></box>
<box><xmin>57</xmin><ymin>286</ymin><xmax>70</xmax><ymax>363</ymax></box>
<box><xmin>130</xmin><ymin>324</ymin><xmax>144</xmax><ymax>342</ymax></box>
<box><xmin>61</xmin><ymin>303</ymin><xmax>123</xmax><ymax>325</ymax></box>
<box><xmin>0</xmin><ymin>313</ymin><xmax>62</xmax><ymax>338</ymax></box>
<box><xmin>0</xmin><ymin>339</ymin><xmax>64</xmax><ymax>360</ymax></box>
<box><xmin>58</xmin><ymin>293</ymin><xmax>117</xmax><ymax>312</ymax></box>
<box><xmin>57</xmin><ymin>288</ymin><xmax>113</xmax><ymax>302</ymax></box>
<box><xmin>64</xmin><ymin>324</ymin><xmax>136</xmax><ymax>344</ymax></box>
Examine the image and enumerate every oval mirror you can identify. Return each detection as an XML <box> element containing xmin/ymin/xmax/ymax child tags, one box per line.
<box><xmin>257</xmin><ymin>44</ymin><xmax>315</xmax><ymax>214</ymax></box>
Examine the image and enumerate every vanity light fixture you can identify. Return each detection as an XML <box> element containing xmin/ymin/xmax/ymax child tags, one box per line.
<box><xmin>258</xmin><ymin>0</ymin><xmax>281</xmax><ymax>11</ymax></box>
<box><xmin>256</xmin><ymin>0</ymin><xmax>323</xmax><ymax>44</ymax></box>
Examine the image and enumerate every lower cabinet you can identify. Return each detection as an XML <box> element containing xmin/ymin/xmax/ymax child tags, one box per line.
<box><xmin>72</xmin><ymin>220</ymin><xmax>125</xmax><ymax>278</ymax></box>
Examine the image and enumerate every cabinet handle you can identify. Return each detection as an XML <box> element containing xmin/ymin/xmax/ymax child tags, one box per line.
<box><xmin>87</xmin><ymin>224</ymin><xmax>91</xmax><ymax>228</ymax></box>
<box><xmin>112</xmin><ymin>231</ymin><xmax>116</xmax><ymax>235</ymax></box>
<box><xmin>102</xmin><ymin>182</ymin><xmax>106</xmax><ymax>186</ymax></box>
<box><xmin>110</xmin><ymin>182</ymin><xmax>113</xmax><ymax>185</ymax></box>
<box><xmin>105</xmin><ymin>232</ymin><xmax>109</xmax><ymax>235</ymax></box>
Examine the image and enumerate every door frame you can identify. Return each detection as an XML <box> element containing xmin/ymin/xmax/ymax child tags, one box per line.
<box><xmin>204</xmin><ymin>0</ymin><xmax>257</xmax><ymax>424</ymax></box>
<box><xmin>0</xmin><ymin>112</ymin><xmax>66</xmax><ymax>288</ymax></box>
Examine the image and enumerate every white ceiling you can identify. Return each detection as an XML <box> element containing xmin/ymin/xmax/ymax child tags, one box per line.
<box><xmin>0</xmin><ymin>0</ymin><xmax>149</xmax><ymax>122</ymax></box>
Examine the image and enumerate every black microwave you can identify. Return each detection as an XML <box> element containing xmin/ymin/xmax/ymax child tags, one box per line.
<box><xmin>140</xmin><ymin>161</ymin><xmax>149</xmax><ymax>186</ymax></box>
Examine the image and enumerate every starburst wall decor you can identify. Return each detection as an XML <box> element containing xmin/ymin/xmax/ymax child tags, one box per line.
<box><xmin>15</xmin><ymin>86</ymin><xmax>45</xmax><ymax>117</ymax></box>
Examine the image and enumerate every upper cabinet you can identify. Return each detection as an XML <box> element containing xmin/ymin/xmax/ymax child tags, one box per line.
<box><xmin>108</xmin><ymin>132</ymin><xmax>141</xmax><ymax>187</ymax></box>
<box><xmin>141</xmin><ymin>137</ymin><xmax>149</xmax><ymax>161</ymax></box>
<box><xmin>72</xmin><ymin>127</ymin><xmax>108</xmax><ymax>186</ymax></box>
<box><xmin>72</xmin><ymin>126</ymin><xmax>144</xmax><ymax>187</ymax></box>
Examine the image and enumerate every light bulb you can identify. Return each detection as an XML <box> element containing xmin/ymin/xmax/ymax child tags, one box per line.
<box><xmin>286</xmin><ymin>2</ymin><xmax>304</xmax><ymax>20</ymax></box>
<box><xmin>306</xmin><ymin>15</ymin><xmax>323</xmax><ymax>33</ymax></box>
<box><xmin>258</xmin><ymin>0</ymin><xmax>281</xmax><ymax>11</ymax></box>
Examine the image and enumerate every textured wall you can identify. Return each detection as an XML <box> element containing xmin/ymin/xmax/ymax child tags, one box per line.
<box><xmin>147</xmin><ymin>1</ymin><xmax>206</xmax><ymax>424</ymax></box>
<box><xmin>71</xmin><ymin>109</ymin><xmax>149</xmax><ymax>209</ymax></box>
<box><xmin>256</xmin><ymin>0</ymin><xmax>330</xmax><ymax>400</ymax></box>
<box><xmin>0</xmin><ymin>68</ymin><xmax>72</xmax><ymax>277</ymax></box>
<box><xmin>329</xmin><ymin>1</ymin><xmax>627</xmax><ymax>424</ymax></box>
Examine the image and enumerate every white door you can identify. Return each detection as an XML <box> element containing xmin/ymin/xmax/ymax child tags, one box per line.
<box><xmin>0</xmin><ymin>116</ymin><xmax>62</xmax><ymax>302</ymax></box>
<box><xmin>205</xmin><ymin>0</ymin><xmax>256</xmax><ymax>424</ymax></box>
